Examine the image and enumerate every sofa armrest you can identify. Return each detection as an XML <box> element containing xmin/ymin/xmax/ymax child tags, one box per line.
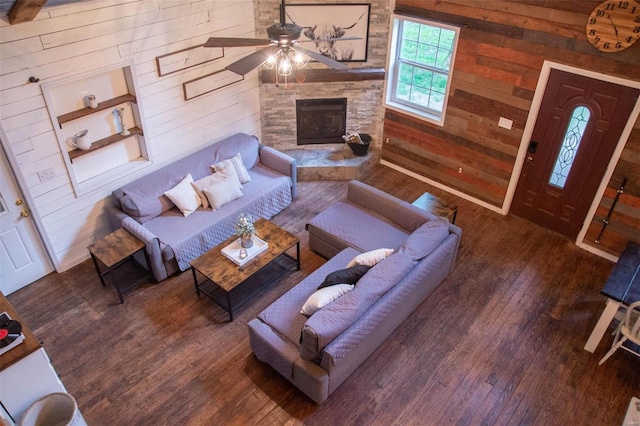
<box><xmin>105</xmin><ymin>203</ymin><xmax>129</xmax><ymax>232</ymax></box>
<box><xmin>121</xmin><ymin>217</ymin><xmax>167</xmax><ymax>282</ymax></box>
<box><xmin>346</xmin><ymin>180</ymin><xmax>432</xmax><ymax>232</ymax></box>
<box><xmin>259</xmin><ymin>145</ymin><xmax>297</xmax><ymax>198</ymax></box>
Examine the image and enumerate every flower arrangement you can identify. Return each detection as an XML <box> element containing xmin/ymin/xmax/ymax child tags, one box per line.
<box><xmin>235</xmin><ymin>213</ymin><xmax>256</xmax><ymax>246</ymax></box>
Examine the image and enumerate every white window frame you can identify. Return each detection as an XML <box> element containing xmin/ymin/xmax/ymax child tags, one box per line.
<box><xmin>384</xmin><ymin>14</ymin><xmax>460</xmax><ymax>126</ymax></box>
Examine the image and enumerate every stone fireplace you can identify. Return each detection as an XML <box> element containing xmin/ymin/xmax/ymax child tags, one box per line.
<box><xmin>256</xmin><ymin>0</ymin><xmax>390</xmax><ymax>154</ymax></box>
<box><xmin>296</xmin><ymin>98</ymin><xmax>347</xmax><ymax>145</ymax></box>
<box><xmin>255</xmin><ymin>0</ymin><xmax>390</xmax><ymax>180</ymax></box>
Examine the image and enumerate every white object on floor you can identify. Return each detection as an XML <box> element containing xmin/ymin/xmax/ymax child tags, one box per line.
<box><xmin>623</xmin><ymin>396</ymin><xmax>639</xmax><ymax>426</ymax></box>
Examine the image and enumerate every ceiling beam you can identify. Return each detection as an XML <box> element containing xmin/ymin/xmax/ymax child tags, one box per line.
<box><xmin>9</xmin><ymin>0</ymin><xmax>48</xmax><ymax>24</ymax></box>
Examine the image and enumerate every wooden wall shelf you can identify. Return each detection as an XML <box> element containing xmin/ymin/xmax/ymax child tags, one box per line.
<box><xmin>57</xmin><ymin>94</ymin><xmax>137</xmax><ymax>127</ymax></box>
<box><xmin>261</xmin><ymin>67</ymin><xmax>386</xmax><ymax>84</ymax></box>
<box><xmin>68</xmin><ymin>127</ymin><xmax>143</xmax><ymax>162</ymax></box>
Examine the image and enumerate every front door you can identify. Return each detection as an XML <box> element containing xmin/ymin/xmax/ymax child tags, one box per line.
<box><xmin>510</xmin><ymin>69</ymin><xmax>639</xmax><ymax>239</ymax></box>
<box><xmin>0</xmin><ymin>142</ymin><xmax>53</xmax><ymax>294</ymax></box>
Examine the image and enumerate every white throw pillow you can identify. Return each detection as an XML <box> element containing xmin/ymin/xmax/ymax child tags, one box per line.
<box><xmin>300</xmin><ymin>284</ymin><xmax>354</xmax><ymax>316</ymax></box>
<box><xmin>202</xmin><ymin>175</ymin><xmax>243</xmax><ymax>211</ymax></box>
<box><xmin>212</xmin><ymin>153</ymin><xmax>251</xmax><ymax>184</ymax></box>
<box><xmin>192</xmin><ymin>173</ymin><xmax>227</xmax><ymax>209</ymax></box>
<box><xmin>210</xmin><ymin>159</ymin><xmax>242</xmax><ymax>188</ymax></box>
<box><xmin>346</xmin><ymin>248</ymin><xmax>394</xmax><ymax>268</ymax></box>
<box><xmin>163</xmin><ymin>173</ymin><xmax>201</xmax><ymax>217</ymax></box>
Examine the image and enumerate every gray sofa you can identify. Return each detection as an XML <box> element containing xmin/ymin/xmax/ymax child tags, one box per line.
<box><xmin>248</xmin><ymin>181</ymin><xmax>461</xmax><ymax>403</ymax></box>
<box><xmin>106</xmin><ymin>133</ymin><xmax>297</xmax><ymax>282</ymax></box>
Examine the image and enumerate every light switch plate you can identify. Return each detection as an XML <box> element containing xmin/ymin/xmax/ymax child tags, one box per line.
<box><xmin>498</xmin><ymin>117</ymin><xmax>513</xmax><ymax>130</ymax></box>
<box><xmin>37</xmin><ymin>167</ymin><xmax>55</xmax><ymax>182</ymax></box>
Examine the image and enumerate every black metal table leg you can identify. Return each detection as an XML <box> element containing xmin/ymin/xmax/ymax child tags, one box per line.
<box><xmin>192</xmin><ymin>268</ymin><xmax>200</xmax><ymax>297</ymax></box>
<box><xmin>90</xmin><ymin>253</ymin><xmax>107</xmax><ymax>287</ymax></box>
<box><xmin>226</xmin><ymin>292</ymin><xmax>233</xmax><ymax>322</ymax></box>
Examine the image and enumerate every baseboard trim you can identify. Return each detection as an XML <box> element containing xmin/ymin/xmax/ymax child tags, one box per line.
<box><xmin>380</xmin><ymin>160</ymin><xmax>503</xmax><ymax>215</ymax></box>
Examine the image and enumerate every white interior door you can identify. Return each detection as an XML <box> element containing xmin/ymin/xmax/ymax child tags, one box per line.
<box><xmin>0</xmin><ymin>143</ymin><xmax>53</xmax><ymax>294</ymax></box>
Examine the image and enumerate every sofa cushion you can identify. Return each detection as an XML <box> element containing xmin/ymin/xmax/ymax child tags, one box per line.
<box><xmin>346</xmin><ymin>248</ymin><xmax>394</xmax><ymax>268</ymax></box>
<box><xmin>212</xmin><ymin>133</ymin><xmax>260</xmax><ymax>170</ymax></box>
<box><xmin>118</xmin><ymin>171</ymin><xmax>182</xmax><ymax>223</ymax></box>
<box><xmin>306</xmin><ymin>200</ymin><xmax>410</xmax><ymax>253</ymax></box>
<box><xmin>299</xmin><ymin>251</ymin><xmax>417</xmax><ymax>361</ymax></box>
<box><xmin>398</xmin><ymin>218</ymin><xmax>450</xmax><ymax>261</ymax></box>
<box><xmin>301</xmin><ymin>284</ymin><xmax>355</xmax><ymax>316</ymax></box>
<box><xmin>163</xmin><ymin>174</ymin><xmax>201</xmax><ymax>217</ymax></box>
<box><xmin>317</xmin><ymin>265</ymin><xmax>371</xmax><ymax>289</ymax></box>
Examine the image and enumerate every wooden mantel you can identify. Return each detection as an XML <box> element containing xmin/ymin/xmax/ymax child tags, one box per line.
<box><xmin>261</xmin><ymin>67</ymin><xmax>386</xmax><ymax>84</ymax></box>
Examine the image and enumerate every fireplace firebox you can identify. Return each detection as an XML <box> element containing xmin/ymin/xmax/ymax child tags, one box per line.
<box><xmin>296</xmin><ymin>98</ymin><xmax>347</xmax><ymax>145</ymax></box>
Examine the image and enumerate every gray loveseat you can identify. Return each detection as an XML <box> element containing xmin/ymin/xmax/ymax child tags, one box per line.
<box><xmin>248</xmin><ymin>181</ymin><xmax>461</xmax><ymax>403</ymax></box>
<box><xmin>106</xmin><ymin>133</ymin><xmax>296</xmax><ymax>282</ymax></box>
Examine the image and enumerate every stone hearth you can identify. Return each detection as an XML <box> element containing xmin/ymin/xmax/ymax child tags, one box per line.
<box><xmin>283</xmin><ymin>144</ymin><xmax>379</xmax><ymax>181</ymax></box>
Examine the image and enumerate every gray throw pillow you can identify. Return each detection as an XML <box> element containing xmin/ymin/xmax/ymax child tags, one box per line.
<box><xmin>317</xmin><ymin>265</ymin><xmax>371</xmax><ymax>289</ymax></box>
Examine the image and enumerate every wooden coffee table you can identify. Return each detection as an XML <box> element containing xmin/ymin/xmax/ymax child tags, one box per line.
<box><xmin>191</xmin><ymin>219</ymin><xmax>300</xmax><ymax>321</ymax></box>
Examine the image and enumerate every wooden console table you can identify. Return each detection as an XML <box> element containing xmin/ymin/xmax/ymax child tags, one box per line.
<box><xmin>412</xmin><ymin>192</ymin><xmax>458</xmax><ymax>224</ymax></box>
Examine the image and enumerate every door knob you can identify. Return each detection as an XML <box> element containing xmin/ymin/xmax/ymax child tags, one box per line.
<box><xmin>15</xmin><ymin>199</ymin><xmax>23</xmax><ymax>205</ymax></box>
<box><xmin>20</xmin><ymin>209</ymin><xmax>29</xmax><ymax>218</ymax></box>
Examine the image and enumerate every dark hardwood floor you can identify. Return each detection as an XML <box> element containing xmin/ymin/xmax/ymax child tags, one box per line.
<box><xmin>8</xmin><ymin>164</ymin><xmax>639</xmax><ymax>425</ymax></box>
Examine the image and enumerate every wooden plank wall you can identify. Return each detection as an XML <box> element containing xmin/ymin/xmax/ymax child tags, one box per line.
<box><xmin>0</xmin><ymin>0</ymin><xmax>260</xmax><ymax>272</ymax></box>
<box><xmin>384</xmin><ymin>0</ymin><xmax>640</xmax><ymax>257</ymax></box>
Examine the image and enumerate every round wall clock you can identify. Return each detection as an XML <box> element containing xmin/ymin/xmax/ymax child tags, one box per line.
<box><xmin>585</xmin><ymin>0</ymin><xmax>640</xmax><ymax>52</ymax></box>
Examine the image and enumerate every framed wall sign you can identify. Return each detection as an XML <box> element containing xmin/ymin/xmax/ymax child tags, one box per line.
<box><xmin>286</xmin><ymin>3</ymin><xmax>370</xmax><ymax>62</ymax></box>
<box><xmin>156</xmin><ymin>45</ymin><xmax>224</xmax><ymax>77</ymax></box>
<box><xmin>183</xmin><ymin>70</ymin><xmax>244</xmax><ymax>100</ymax></box>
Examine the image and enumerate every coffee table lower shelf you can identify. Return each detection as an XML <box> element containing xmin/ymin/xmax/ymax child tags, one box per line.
<box><xmin>192</xmin><ymin>253</ymin><xmax>298</xmax><ymax>321</ymax></box>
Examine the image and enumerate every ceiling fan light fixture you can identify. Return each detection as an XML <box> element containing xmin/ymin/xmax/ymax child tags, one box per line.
<box><xmin>277</xmin><ymin>51</ymin><xmax>293</xmax><ymax>76</ymax></box>
<box><xmin>263</xmin><ymin>53</ymin><xmax>277</xmax><ymax>70</ymax></box>
<box><xmin>293</xmin><ymin>50</ymin><xmax>308</xmax><ymax>69</ymax></box>
<box><xmin>204</xmin><ymin>0</ymin><xmax>351</xmax><ymax>80</ymax></box>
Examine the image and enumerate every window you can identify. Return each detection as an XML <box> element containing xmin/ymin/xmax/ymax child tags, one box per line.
<box><xmin>384</xmin><ymin>15</ymin><xmax>459</xmax><ymax>126</ymax></box>
<box><xmin>549</xmin><ymin>106</ymin><xmax>591</xmax><ymax>189</ymax></box>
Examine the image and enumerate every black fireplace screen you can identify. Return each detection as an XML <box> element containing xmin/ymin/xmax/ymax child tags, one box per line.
<box><xmin>296</xmin><ymin>98</ymin><xmax>347</xmax><ymax>145</ymax></box>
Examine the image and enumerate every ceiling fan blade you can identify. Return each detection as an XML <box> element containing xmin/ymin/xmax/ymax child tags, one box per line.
<box><xmin>204</xmin><ymin>37</ymin><xmax>272</xmax><ymax>48</ymax></box>
<box><xmin>293</xmin><ymin>46</ymin><xmax>348</xmax><ymax>70</ymax></box>
<box><xmin>226</xmin><ymin>45</ymin><xmax>280</xmax><ymax>75</ymax></box>
<box><xmin>297</xmin><ymin>36</ymin><xmax>361</xmax><ymax>43</ymax></box>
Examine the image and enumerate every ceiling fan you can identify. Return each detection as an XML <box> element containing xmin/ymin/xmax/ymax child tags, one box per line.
<box><xmin>204</xmin><ymin>0</ymin><xmax>359</xmax><ymax>77</ymax></box>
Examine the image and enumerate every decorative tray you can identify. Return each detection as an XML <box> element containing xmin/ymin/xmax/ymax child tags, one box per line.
<box><xmin>221</xmin><ymin>236</ymin><xmax>268</xmax><ymax>266</ymax></box>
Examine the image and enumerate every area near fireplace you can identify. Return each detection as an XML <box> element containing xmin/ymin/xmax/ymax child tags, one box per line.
<box><xmin>283</xmin><ymin>145</ymin><xmax>379</xmax><ymax>181</ymax></box>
